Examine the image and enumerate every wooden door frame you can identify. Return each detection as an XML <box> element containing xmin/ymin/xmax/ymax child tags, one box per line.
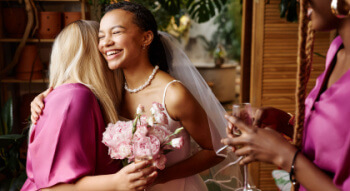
<box><xmin>240</xmin><ymin>0</ymin><xmax>265</xmax><ymax>187</ymax></box>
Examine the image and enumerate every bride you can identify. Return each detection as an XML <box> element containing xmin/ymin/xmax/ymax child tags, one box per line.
<box><xmin>31</xmin><ymin>1</ymin><xmax>242</xmax><ymax>190</ymax></box>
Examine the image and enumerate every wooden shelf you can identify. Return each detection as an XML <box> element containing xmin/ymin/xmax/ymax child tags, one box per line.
<box><xmin>0</xmin><ymin>39</ymin><xmax>55</xmax><ymax>43</ymax></box>
<box><xmin>1</xmin><ymin>78</ymin><xmax>49</xmax><ymax>83</ymax></box>
<box><xmin>35</xmin><ymin>0</ymin><xmax>80</xmax><ymax>1</ymax></box>
<box><xmin>0</xmin><ymin>0</ymin><xmax>80</xmax><ymax>1</ymax></box>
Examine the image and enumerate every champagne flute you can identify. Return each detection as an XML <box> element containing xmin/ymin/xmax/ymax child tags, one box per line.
<box><xmin>232</xmin><ymin>103</ymin><xmax>261</xmax><ymax>191</ymax></box>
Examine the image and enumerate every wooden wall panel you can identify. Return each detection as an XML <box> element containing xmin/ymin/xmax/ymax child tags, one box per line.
<box><xmin>249</xmin><ymin>0</ymin><xmax>331</xmax><ymax>190</ymax></box>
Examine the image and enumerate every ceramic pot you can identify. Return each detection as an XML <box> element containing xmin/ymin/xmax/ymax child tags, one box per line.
<box><xmin>38</xmin><ymin>12</ymin><xmax>62</xmax><ymax>39</ymax></box>
<box><xmin>2</xmin><ymin>7</ymin><xmax>27</xmax><ymax>38</ymax></box>
<box><xmin>16</xmin><ymin>45</ymin><xmax>43</xmax><ymax>80</ymax></box>
<box><xmin>63</xmin><ymin>12</ymin><xmax>81</xmax><ymax>27</ymax></box>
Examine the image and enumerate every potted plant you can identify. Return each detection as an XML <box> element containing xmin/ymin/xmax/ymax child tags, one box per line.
<box><xmin>0</xmin><ymin>98</ymin><xmax>28</xmax><ymax>191</ymax></box>
<box><xmin>214</xmin><ymin>44</ymin><xmax>226</xmax><ymax>67</ymax></box>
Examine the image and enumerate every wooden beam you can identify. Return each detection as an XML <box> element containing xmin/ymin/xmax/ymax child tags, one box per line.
<box><xmin>240</xmin><ymin>0</ymin><xmax>253</xmax><ymax>103</ymax></box>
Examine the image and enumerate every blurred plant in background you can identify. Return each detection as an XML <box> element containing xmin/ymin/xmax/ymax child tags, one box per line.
<box><xmin>199</xmin><ymin>0</ymin><xmax>242</xmax><ymax>61</ymax></box>
<box><xmin>90</xmin><ymin>0</ymin><xmax>228</xmax><ymax>25</ymax></box>
<box><xmin>212</xmin><ymin>0</ymin><xmax>242</xmax><ymax>61</ymax></box>
<box><xmin>279</xmin><ymin>0</ymin><xmax>298</xmax><ymax>22</ymax></box>
<box><xmin>0</xmin><ymin>98</ymin><xmax>28</xmax><ymax>191</ymax></box>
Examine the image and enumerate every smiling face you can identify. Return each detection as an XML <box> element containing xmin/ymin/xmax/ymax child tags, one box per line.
<box><xmin>308</xmin><ymin>0</ymin><xmax>341</xmax><ymax>31</ymax></box>
<box><xmin>98</xmin><ymin>9</ymin><xmax>147</xmax><ymax>70</ymax></box>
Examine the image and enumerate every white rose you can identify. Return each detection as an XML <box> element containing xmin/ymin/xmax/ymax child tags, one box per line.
<box><xmin>170</xmin><ymin>137</ymin><xmax>184</xmax><ymax>149</ymax></box>
<box><xmin>136</xmin><ymin>104</ymin><xmax>145</xmax><ymax>115</ymax></box>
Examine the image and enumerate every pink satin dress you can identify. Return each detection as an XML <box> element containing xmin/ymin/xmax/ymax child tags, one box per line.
<box><xmin>300</xmin><ymin>36</ymin><xmax>350</xmax><ymax>190</ymax></box>
<box><xmin>21</xmin><ymin>83</ymin><xmax>120</xmax><ymax>191</ymax></box>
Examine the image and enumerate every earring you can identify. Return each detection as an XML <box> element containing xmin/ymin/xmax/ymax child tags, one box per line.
<box><xmin>331</xmin><ymin>0</ymin><xmax>350</xmax><ymax>18</ymax></box>
<box><xmin>142</xmin><ymin>44</ymin><xmax>146</xmax><ymax>50</ymax></box>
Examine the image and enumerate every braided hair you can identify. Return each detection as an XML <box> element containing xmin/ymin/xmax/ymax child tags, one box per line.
<box><xmin>293</xmin><ymin>0</ymin><xmax>315</xmax><ymax>189</ymax></box>
<box><xmin>294</xmin><ymin>0</ymin><xmax>315</xmax><ymax>149</ymax></box>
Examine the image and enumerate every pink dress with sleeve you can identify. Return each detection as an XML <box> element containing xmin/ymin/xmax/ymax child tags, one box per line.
<box><xmin>21</xmin><ymin>83</ymin><xmax>121</xmax><ymax>191</ymax></box>
<box><xmin>301</xmin><ymin>36</ymin><xmax>350</xmax><ymax>190</ymax></box>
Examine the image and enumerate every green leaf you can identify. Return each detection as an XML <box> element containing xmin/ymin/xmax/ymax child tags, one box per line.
<box><xmin>174</xmin><ymin>127</ymin><xmax>184</xmax><ymax>134</ymax></box>
<box><xmin>186</xmin><ymin>0</ymin><xmax>195</xmax><ymax>8</ymax></box>
<box><xmin>132</xmin><ymin>115</ymin><xmax>140</xmax><ymax>135</ymax></box>
<box><xmin>208</xmin><ymin>1</ymin><xmax>216</xmax><ymax>17</ymax></box>
<box><xmin>121</xmin><ymin>158</ymin><xmax>129</xmax><ymax>167</ymax></box>
<box><xmin>212</xmin><ymin>0</ymin><xmax>222</xmax><ymax>12</ymax></box>
<box><xmin>314</xmin><ymin>52</ymin><xmax>326</xmax><ymax>58</ymax></box>
<box><xmin>0</xmin><ymin>134</ymin><xmax>25</xmax><ymax>148</ymax></box>
<box><xmin>1</xmin><ymin>98</ymin><xmax>13</xmax><ymax>135</ymax></box>
<box><xmin>162</xmin><ymin>149</ymin><xmax>173</xmax><ymax>155</ymax></box>
<box><xmin>188</xmin><ymin>1</ymin><xmax>201</xmax><ymax>16</ymax></box>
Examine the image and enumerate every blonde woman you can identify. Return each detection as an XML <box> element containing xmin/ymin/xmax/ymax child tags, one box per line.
<box><xmin>22</xmin><ymin>20</ymin><xmax>156</xmax><ymax>191</ymax></box>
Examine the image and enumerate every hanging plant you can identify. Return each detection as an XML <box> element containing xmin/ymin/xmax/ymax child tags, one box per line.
<box><xmin>280</xmin><ymin>0</ymin><xmax>298</xmax><ymax>22</ymax></box>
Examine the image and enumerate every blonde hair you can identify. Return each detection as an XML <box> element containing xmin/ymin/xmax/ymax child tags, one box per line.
<box><xmin>49</xmin><ymin>20</ymin><xmax>122</xmax><ymax>123</ymax></box>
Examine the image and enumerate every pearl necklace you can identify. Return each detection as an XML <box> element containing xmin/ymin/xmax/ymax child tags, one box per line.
<box><xmin>124</xmin><ymin>65</ymin><xmax>159</xmax><ymax>93</ymax></box>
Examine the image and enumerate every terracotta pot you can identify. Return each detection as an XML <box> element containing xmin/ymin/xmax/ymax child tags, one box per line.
<box><xmin>63</xmin><ymin>12</ymin><xmax>81</xmax><ymax>27</ymax></box>
<box><xmin>2</xmin><ymin>7</ymin><xmax>27</xmax><ymax>38</ymax></box>
<box><xmin>38</xmin><ymin>12</ymin><xmax>62</xmax><ymax>39</ymax></box>
<box><xmin>16</xmin><ymin>45</ymin><xmax>43</xmax><ymax>80</ymax></box>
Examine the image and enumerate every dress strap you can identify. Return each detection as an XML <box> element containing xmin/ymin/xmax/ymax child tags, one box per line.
<box><xmin>162</xmin><ymin>80</ymin><xmax>180</xmax><ymax>106</ymax></box>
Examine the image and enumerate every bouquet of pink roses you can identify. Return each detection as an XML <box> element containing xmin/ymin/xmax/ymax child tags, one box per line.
<box><xmin>102</xmin><ymin>102</ymin><xmax>184</xmax><ymax>170</ymax></box>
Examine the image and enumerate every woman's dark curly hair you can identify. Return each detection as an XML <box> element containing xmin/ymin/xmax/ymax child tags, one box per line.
<box><xmin>105</xmin><ymin>1</ymin><xmax>169</xmax><ymax>72</ymax></box>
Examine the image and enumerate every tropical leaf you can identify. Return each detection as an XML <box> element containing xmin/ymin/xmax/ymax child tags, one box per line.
<box><xmin>158</xmin><ymin>0</ymin><xmax>227</xmax><ymax>23</ymax></box>
<box><xmin>208</xmin><ymin>1</ymin><xmax>216</xmax><ymax>17</ymax></box>
<box><xmin>212</xmin><ymin>0</ymin><xmax>222</xmax><ymax>11</ymax></box>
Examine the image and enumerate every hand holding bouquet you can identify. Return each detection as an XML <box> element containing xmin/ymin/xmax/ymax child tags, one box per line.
<box><xmin>102</xmin><ymin>103</ymin><xmax>184</xmax><ymax>170</ymax></box>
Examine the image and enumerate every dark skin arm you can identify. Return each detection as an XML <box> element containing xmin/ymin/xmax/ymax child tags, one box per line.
<box><xmin>155</xmin><ymin>82</ymin><xmax>224</xmax><ymax>184</ymax></box>
<box><xmin>222</xmin><ymin>115</ymin><xmax>339</xmax><ymax>191</ymax></box>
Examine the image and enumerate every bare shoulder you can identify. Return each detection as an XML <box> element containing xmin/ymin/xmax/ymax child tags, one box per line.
<box><xmin>164</xmin><ymin>81</ymin><xmax>198</xmax><ymax>120</ymax></box>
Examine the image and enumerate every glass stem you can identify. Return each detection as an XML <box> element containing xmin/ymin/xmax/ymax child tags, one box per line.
<box><xmin>244</xmin><ymin>164</ymin><xmax>248</xmax><ymax>189</ymax></box>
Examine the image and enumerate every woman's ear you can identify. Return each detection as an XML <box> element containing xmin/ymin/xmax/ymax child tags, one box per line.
<box><xmin>143</xmin><ymin>30</ymin><xmax>154</xmax><ymax>47</ymax></box>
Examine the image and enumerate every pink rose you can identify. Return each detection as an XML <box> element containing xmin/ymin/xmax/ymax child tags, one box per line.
<box><xmin>153</xmin><ymin>154</ymin><xmax>167</xmax><ymax>170</ymax></box>
<box><xmin>151</xmin><ymin>102</ymin><xmax>165</xmax><ymax>113</ymax></box>
<box><xmin>149</xmin><ymin>125</ymin><xmax>172</xmax><ymax>144</ymax></box>
<box><xmin>154</xmin><ymin>112</ymin><xmax>168</xmax><ymax>125</ymax></box>
<box><xmin>140</xmin><ymin>115</ymin><xmax>148</xmax><ymax>126</ymax></box>
<box><xmin>109</xmin><ymin>141</ymin><xmax>132</xmax><ymax>159</ymax></box>
<box><xmin>133</xmin><ymin>137</ymin><xmax>153</xmax><ymax>159</ymax></box>
<box><xmin>149</xmin><ymin>135</ymin><xmax>161</xmax><ymax>156</ymax></box>
<box><xmin>134</xmin><ymin>124</ymin><xmax>149</xmax><ymax>139</ymax></box>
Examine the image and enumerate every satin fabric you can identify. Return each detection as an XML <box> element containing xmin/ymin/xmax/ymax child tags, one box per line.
<box><xmin>21</xmin><ymin>83</ymin><xmax>120</xmax><ymax>191</ymax></box>
<box><xmin>301</xmin><ymin>36</ymin><xmax>350</xmax><ymax>190</ymax></box>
